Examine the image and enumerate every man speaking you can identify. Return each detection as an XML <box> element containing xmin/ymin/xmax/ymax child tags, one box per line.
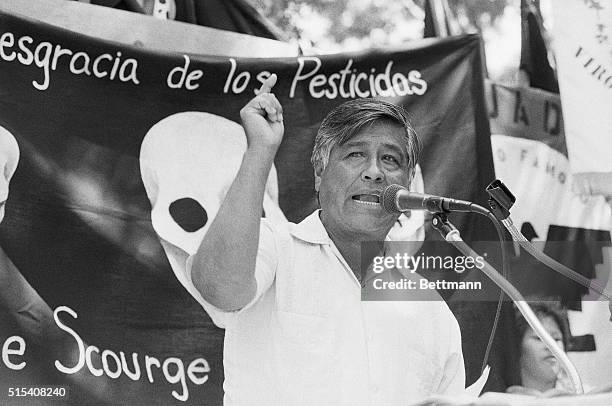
<box><xmin>184</xmin><ymin>74</ymin><xmax>465</xmax><ymax>405</ymax></box>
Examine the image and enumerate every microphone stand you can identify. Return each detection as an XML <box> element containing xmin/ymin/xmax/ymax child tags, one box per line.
<box><xmin>431</xmin><ymin>212</ymin><xmax>584</xmax><ymax>394</ymax></box>
<box><xmin>502</xmin><ymin>217</ymin><xmax>612</xmax><ymax>301</ymax></box>
<box><xmin>486</xmin><ymin>179</ymin><xmax>612</xmax><ymax>301</ymax></box>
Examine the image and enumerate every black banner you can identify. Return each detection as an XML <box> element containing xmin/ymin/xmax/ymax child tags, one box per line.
<box><xmin>0</xmin><ymin>10</ymin><xmax>505</xmax><ymax>404</ymax></box>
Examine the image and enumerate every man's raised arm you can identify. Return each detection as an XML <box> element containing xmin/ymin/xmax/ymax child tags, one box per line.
<box><xmin>190</xmin><ymin>74</ymin><xmax>284</xmax><ymax>311</ymax></box>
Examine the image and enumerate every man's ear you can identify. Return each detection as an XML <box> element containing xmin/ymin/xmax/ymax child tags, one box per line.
<box><xmin>314</xmin><ymin>164</ymin><xmax>323</xmax><ymax>192</ymax></box>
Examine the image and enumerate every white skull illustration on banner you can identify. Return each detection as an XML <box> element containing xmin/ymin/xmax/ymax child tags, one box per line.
<box><xmin>0</xmin><ymin>126</ymin><xmax>20</xmax><ymax>223</ymax></box>
<box><xmin>140</xmin><ymin>112</ymin><xmax>287</xmax><ymax>262</ymax></box>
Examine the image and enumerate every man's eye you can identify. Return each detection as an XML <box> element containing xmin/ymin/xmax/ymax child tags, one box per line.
<box><xmin>383</xmin><ymin>155</ymin><xmax>399</xmax><ymax>164</ymax></box>
<box><xmin>348</xmin><ymin>151</ymin><xmax>364</xmax><ymax>158</ymax></box>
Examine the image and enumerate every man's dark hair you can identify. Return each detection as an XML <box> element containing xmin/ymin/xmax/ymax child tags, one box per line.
<box><xmin>311</xmin><ymin>98</ymin><xmax>420</xmax><ymax>180</ymax></box>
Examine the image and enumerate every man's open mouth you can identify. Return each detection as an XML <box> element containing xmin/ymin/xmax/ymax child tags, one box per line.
<box><xmin>352</xmin><ymin>194</ymin><xmax>380</xmax><ymax>205</ymax></box>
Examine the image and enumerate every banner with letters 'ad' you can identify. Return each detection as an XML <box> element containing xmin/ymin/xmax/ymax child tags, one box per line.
<box><xmin>487</xmin><ymin>80</ymin><xmax>612</xmax><ymax>389</ymax></box>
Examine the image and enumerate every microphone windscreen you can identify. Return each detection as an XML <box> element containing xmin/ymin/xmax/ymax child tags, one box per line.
<box><xmin>381</xmin><ymin>184</ymin><xmax>405</xmax><ymax>214</ymax></box>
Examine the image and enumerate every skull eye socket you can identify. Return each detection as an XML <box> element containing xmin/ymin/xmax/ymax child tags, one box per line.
<box><xmin>169</xmin><ymin>198</ymin><xmax>208</xmax><ymax>232</ymax></box>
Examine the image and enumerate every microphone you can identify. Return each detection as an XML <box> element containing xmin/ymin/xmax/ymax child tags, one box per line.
<box><xmin>381</xmin><ymin>184</ymin><xmax>477</xmax><ymax>214</ymax></box>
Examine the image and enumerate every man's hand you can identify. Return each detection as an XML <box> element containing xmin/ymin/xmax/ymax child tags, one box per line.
<box><xmin>239</xmin><ymin>74</ymin><xmax>284</xmax><ymax>150</ymax></box>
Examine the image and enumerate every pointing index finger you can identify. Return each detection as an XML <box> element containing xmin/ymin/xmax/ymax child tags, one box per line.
<box><xmin>258</xmin><ymin>73</ymin><xmax>277</xmax><ymax>95</ymax></box>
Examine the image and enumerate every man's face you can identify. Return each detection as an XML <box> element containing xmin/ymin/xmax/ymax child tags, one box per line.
<box><xmin>316</xmin><ymin>120</ymin><xmax>410</xmax><ymax>241</ymax></box>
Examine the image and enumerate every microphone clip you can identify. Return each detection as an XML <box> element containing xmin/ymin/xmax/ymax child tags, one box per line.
<box><xmin>431</xmin><ymin>212</ymin><xmax>459</xmax><ymax>240</ymax></box>
<box><xmin>486</xmin><ymin>179</ymin><xmax>515</xmax><ymax>220</ymax></box>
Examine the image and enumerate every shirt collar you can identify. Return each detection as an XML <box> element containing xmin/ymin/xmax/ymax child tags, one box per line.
<box><xmin>291</xmin><ymin>210</ymin><xmax>332</xmax><ymax>245</ymax></box>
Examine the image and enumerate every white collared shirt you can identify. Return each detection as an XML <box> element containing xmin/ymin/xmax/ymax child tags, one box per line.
<box><xmin>180</xmin><ymin>211</ymin><xmax>465</xmax><ymax>405</ymax></box>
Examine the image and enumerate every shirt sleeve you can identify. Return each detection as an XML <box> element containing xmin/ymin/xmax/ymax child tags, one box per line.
<box><xmin>180</xmin><ymin>219</ymin><xmax>280</xmax><ymax>328</ymax></box>
<box><xmin>437</xmin><ymin>310</ymin><xmax>466</xmax><ymax>395</ymax></box>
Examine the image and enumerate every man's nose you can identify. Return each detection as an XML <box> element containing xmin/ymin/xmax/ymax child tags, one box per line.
<box><xmin>361</xmin><ymin>158</ymin><xmax>384</xmax><ymax>182</ymax></box>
